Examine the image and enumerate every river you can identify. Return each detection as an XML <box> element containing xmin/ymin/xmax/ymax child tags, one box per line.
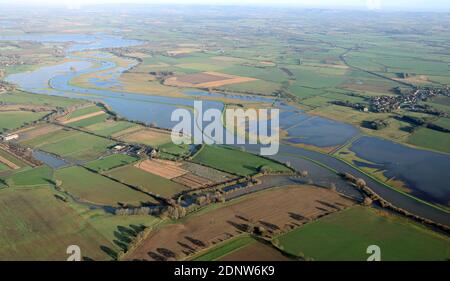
<box><xmin>2</xmin><ymin>33</ymin><xmax>449</xmax><ymax>226</ymax></box>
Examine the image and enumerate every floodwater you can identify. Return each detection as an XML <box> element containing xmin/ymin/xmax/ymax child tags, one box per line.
<box><xmin>32</xmin><ymin>150</ymin><xmax>70</xmax><ymax>169</ymax></box>
<box><xmin>3</xmin><ymin>33</ymin><xmax>450</xmax><ymax>226</ymax></box>
<box><xmin>350</xmin><ymin>136</ymin><xmax>450</xmax><ymax>207</ymax></box>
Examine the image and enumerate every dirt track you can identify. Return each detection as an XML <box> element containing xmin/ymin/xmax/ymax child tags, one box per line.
<box><xmin>61</xmin><ymin>111</ymin><xmax>105</xmax><ymax>124</ymax></box>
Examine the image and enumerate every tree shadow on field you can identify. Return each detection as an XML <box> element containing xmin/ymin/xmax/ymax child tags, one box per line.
<box><xmin>148</xmin><ymin>251</ymin><xmax>166</xmax><ymax>261</ymax></box>
<box><xmin>316</xmin><ymin>207</ymin><xmax>329</xmax><ymax>213</ymax></box>
<box><xmin>157</xmin><ymin>248</ymin><xmax>176</xmax><ymax>259</ymax></box>
<box><xmin>316</xmin><ymin>200</ymin><xmax>339</xmax><ymax>210</ymax></box>
<box><xmin>259</xmin><ymin>220</ymin><xmax>280</xmax><ymax>231</ymax></box>
<box><xmin>235</xmin><ymin>215</ymin><xmax>249</xmax><ymax>222</ymax></box>
<box><xmin>242</xmin><ymin>165</ymin><xmax>257</xmax><ymax>173</ymax></box>
<box><xmin>129</xmin><ymin>224</ymin><xmax>146</xmax><ymax>233</ymax></box>
<box><xmin>288</xmin><ymin>212</ymin><xmax>306</xmax><ymax>221</ymax></box>
<box><xmin>118</xmin><ymin>225</ymin><xmax>137</xmax><ymax>237</ymax></box>
<box><xmin>227</xmin><ymin>220</ymin><xmax>250</xmax><ymax>233</ymax></box>
<box><xmin>100</xmin><ymin>245</ymin><xmax>118</xmax><ymax>260</ymax></box>
<box><xmin>114</xmin><ymin>231</ymin><xmax>132</xmax><ymax>244</ymax></box>
<box><xmin>178</xmin><ymin>241</ymin><xmax>196</xmax><ymax>253</ymax></box>
<box><xmin>185</xmin><ymin>236</ymin><xmax>206</xmax><ymax>247</ymax></box>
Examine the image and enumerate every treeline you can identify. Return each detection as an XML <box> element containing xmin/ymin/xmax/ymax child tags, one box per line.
<box><xmin>400</xmin><ymin>115</ymin><xmax>450</xmax><ymax>133</ymax></box>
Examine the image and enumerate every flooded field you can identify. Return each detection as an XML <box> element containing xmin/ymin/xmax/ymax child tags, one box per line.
<box><xmin>3</xmin><ymin>33</ymin><xmax>450</xmax><ymax>226</ymax></box>
<box><xmin>350</xmin><ymin>136</ymin><xmax>450</xmax><ymax>207</ymax></box>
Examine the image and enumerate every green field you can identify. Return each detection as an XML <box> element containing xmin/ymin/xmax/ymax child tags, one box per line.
<box><xmin>66</xmin><ymin>105</ymin><xmax>103</xmax><ymax>119</ymax></box>
<box><xmin>85</xmin><ymin>121</ymin><xmax>137</xmax><ymax>137</ymax></box>
<box><xmin>408</xmin><ymin>127</ymin><xmax>450</xmax><ymax>154</ymax></box>
<box><xmin>274</xmin><ymin>206</ymin><xmax>450</xmax><ymax>261</ymax></box>
<box><xmin>84</xmin><ymin>154</ymin><xmax>138</xmax><ymax>172</ymax></box>
<box><xmin>192</xmin><ymin>145</ymin><xmax>291</xmax><ymax>176</ymax></box>
<box><xmin>55</xmin><ymin>166</ymin><xmax>157</xmax><ymax>206</ymax></box>
<box><xmin>0</xmin><ymin>111</ymin><xmax>49</xmax><ymax>133</ymax></box>
<box><xmin>23</xmin><ymin>129</ymin><xmax>113</xmax><ymax>162</ymax></box>
<box><xmin>106</xmin><ymin>165</ymin><xmax>187</xmax><ymax>198</ymax></box>
<box><xmin>0</xmin><ymin>188</ymin><xmax>114</xmax><ymax>260</ymax></box>
<box><xmin>5</xmin><ymin>166</ymin><xmax>53</xmax><ymax>188</ymax></box>
<box><xmin>0</xmin><ymin>91</ymin><xmax>83</xmax><ymax>108</ymax></box>
<box><xmin>192</xmin><ymin>236</ymin><xmax>255</xmax><ymax>261</ymax></box>
<box><xmin>85</xmin><ymin>211</ymin><xmax>161</xmax><ymax>256</ymax></box>
<box><xmin>159</xmin><ymin>143</ymin><xmax>192</xmax><ymax>157</ymax></box>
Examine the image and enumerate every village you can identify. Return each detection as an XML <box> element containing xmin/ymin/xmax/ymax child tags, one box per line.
<box><xmin>370</xmin><ymin>86</ymin><xmax>450</xmax><ymax>114</ymax></box>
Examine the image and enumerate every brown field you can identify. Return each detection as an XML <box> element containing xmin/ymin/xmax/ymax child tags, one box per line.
<box><xmin>118</xmin><ymin>127</ymin><xmax>171</xmax><ymax>146</ymax></box>
<box><xmin>135</xmin><ymin>159</ymin><xmax>188</xmax><ymax>179</ymax></box>
<box><xmin>0</xmin><ymin>155</ymin><xmax>20</xmax><ymax>170</ymax></box>
<box><xmin>164</xmin><ymin>71</ymin><xmax>257</xmax><ymax>88</ymax></box>
<box><xmin>219</xmin><ymin>241</ymin><xmax>291</xmax><ymax>261</ymax></box>
<box><xmin>125</xmin><ymin>185</ymin><xmax>354</xmax><ymax>260</ymax></box>
<box><xmin>172</xmin><ymin>173</ymin><xmax>213</xmax><ymax>189</ymax></box>
<box><xmin>16</xmin><ymin>124</ymin><xmax>62</xmax><ymax>142</ymax></box>
<box><xmin>61</xmin><ymin>111</ymin><xmax>105</xmax><ymax>124</ymax></box>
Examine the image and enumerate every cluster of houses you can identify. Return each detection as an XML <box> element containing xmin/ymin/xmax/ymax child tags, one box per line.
<box><xmin>0</xmin><ymin>54</ymin><xmax>26</xmax><ymax>67</ymax></box>
<box><xmin>370</xmin><ymin>87</ymin><xmax>450</xmax><ymax>113</ymax></box>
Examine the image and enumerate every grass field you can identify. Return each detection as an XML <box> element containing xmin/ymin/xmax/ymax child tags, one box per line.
<box><xmin>106</xmin><ymin>165</ymin><xmax>188</xmax><ymax>198</ymax></box>
<box><xmin>0</xmin><ymin>91</ymin><xmax>83</xmax><ymax>108</ymax></box>
<box><xmin>65</xmin><ymin>105</ymin><xmax>103</xmax><ymax>119</ymax></box>
<box><xmin>55</xmin><ymin>166</ymin><xmax>157</xmax><ymax>206</ymax></box>
<box><xmin>85</xmin><ymin>121</ymin><xmax>137</xmax><ymax>137</ymax></box>
<box><xmin>192</xmin><ymin>236</ymin><xmax>255</xmax><ymax>261</ymax></box>
<box><xmin>5</xmin><ymin>166</ymin><xmax>53</xmax><ymax>188</ymax></box>
<box><xmin>0</xmin><ymin>111</ymin><xmax>49</xmax><ymax>133</ymax></box>
<box><xmin>192</xmin><ymin>145</ymin><xmax>291</xmax><ymax>176</ymax></box>
<box><xmin>84</xmin><ymin>154</ymin><xmax>138</xmax><ymax>172</ymax></box>
<box><xmin>0</xmin><ymin>188</ymin><xmax>114</xmax><ymax>260</ymax></box>
<box><xmin>408</xmin><ymin>127</ymin><xmax>450</xmax><ymax>154</ymax></box>
<box><xmin>23</xmin><ymin>129</ymin><xmax>113</xmax><ymax>162</ymax></box>
<box><xmin>85</xmin><ymin>211</ymin><xmax>161</xmax><ymax>256</ymax></box>
<box><xmin>274</xmin><ymin>206</ymin><xmax>450</xmax><ymax>261</ymax></box>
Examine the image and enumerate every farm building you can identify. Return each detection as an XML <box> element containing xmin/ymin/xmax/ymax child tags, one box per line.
<box><xmin>0</xmin><ymin>134</ymin><xmax>19</xmax><ymax>141</ymax></box>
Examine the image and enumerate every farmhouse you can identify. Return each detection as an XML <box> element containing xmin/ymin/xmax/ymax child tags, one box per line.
<box><xmin>0</xmin><ymin>134</ymin><xmax>19</xmax><ymax>141</ymax></box>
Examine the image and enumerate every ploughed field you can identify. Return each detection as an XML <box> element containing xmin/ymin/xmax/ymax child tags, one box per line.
<box><xmin>125</xmin><ymin>185</ymin><xmax>353</xmax><ymax>261</ymax></box>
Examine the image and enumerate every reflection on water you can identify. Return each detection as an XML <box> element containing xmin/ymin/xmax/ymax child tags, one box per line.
<box><xmin>350</xmin><ymin>136</ymin><xmax>450</xmax><ymax>207</ymax></box>
<box><xmin>4</xmin><ymin>33</ymin><xmax>450</xmax><ymax>223</ymax></box>
<box><xmin>32</xmin><ymin>150</ymin><xmax>70</xmax><ymax>169</ymax></box>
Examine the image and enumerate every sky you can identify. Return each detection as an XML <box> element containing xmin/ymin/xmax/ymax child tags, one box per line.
<box><xmin>2</xmin><ymin>0</ymin><xmax>450</xmax><ymax>12</ymax></box>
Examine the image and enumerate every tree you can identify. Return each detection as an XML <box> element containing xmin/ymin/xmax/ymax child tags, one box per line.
<box><xmin>356</xmin><ymin>178</ymin><xmax>367</xmax><ymax>188</ymax></box>
<box><xmin>329</xmin><ymin>182</ymin><xmax>337</xmax><ymax>191</ymax></box>
<box><xmin>363</xmin><ymin>197</ymin><xmax>373</xmax><ymax>206</ymax></box>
